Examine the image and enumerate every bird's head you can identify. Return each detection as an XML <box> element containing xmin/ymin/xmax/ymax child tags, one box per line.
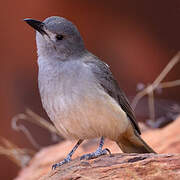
<box><xmin>24</xmin><ymin>16</ymin><xmax>85</xmax><ymax>60</ymax></box>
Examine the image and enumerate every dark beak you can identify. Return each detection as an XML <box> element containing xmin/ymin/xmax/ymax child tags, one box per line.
<box><xmin>24</xmin><ymin>18</ymin><xmax>46</xmax><ymax>35</ymax></box>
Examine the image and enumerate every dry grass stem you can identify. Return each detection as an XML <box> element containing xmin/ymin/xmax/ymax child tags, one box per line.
<box><xmin>11</xmin><ymin>109</ymin><xmax>60</xmax><ymax>149</ymax></box>
<box><xmin>159</xmin><ymin>80</ymin><xmax>180</xmax><ymax>89</ymax></box>
<box><xmin>25</xmin><ymin>109</ymin><xmax>59</xmax><ymax>135</ymax></box>
<box><xmin>132</xmin><ymin>51</ymin><xmax>180</xmax><ymax>121</ymax></box>
<box><xmin>148</xmin><ymin>90</ymin><xmax>155</xmax><ymax>121</ymax></box>
<box><xmin>0</xmin><ymin>137</ymin><xmax>35</xmax><ymax>168</ymax></box>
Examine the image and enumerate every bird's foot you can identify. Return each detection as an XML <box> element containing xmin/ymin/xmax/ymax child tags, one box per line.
<box><xmin>80</xmin><ymin>148</ymin><xmax>111</xmax><ymax>160</ymax></box>
<box><xmin>52</xmin><ymin>155</ymin><xmax>71</xmax><ymax>170</ymax></box>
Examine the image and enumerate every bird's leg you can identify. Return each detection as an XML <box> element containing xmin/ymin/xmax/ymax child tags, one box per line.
<box><xmin>52</xmin><ymin>139</ymin><xmax>83</xmax><ymax>169</ymax></box>
<box><xmin>80</xmin><ymin>137</ymin><xmax>111</xmax><ymax>160</ymax></box>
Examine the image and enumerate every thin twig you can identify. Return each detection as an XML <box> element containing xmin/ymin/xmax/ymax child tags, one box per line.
<box><xmin>158</xmin><ymin>79</ymin><xmax>180</xmax><ymax>89</ymax></box>
<box><xmin>148</xmin><ymin>89</ymin><xmax>155</xmax><ymax>121</ymax></box>
<box><xmin>0</xmin><ymin>137</ymin><xmax>35</xmax><ymax>168</ymax></box>
<box><xmin>25</xmin><ymin>109</ymin><xmax>59</xmax><ymax>135</ymax></box>
<box><xmin>132</xmin><ymin>51</ymin><xmax>180</xmax><ymax>109</ymax></box>
<box><xmin>11</xmin><ymin>109</ymin><xmax>60</xmax><ymax>149</ymax></box>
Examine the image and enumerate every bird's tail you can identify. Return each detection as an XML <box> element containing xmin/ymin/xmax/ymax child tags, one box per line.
<box><xmin>117</xmin><ymin>130</ymin><xmax>156</xmax><ymax>153</ymax></box>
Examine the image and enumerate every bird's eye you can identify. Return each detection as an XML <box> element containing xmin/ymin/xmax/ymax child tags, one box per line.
<box><xmin>56</xmin><ymin>34</ymin><xmax>64</xmax><ymax>41</ymax></box>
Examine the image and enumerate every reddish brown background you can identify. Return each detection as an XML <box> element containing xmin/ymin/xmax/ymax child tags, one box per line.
<box><xmin>0</xmin><ymin>1</ymin><xmax>180</xmax><ymax>179</ymax></box>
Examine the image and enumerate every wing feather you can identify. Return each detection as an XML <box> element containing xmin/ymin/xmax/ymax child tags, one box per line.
<box><xmin>84</xmin><ymin>57</ymin><xmax>141</xmax><ymax>134</ymax></box>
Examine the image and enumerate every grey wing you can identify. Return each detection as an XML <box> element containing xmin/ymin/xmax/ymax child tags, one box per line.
<box><xmin>85</xmin><ymin>58</ymin><xmax>141</xmax><ymax>135</ymax></box>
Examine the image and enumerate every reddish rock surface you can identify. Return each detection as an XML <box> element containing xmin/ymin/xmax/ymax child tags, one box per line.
<box><xmin>40</xmin><ymin>153</ymin><xmax>180</xmax><ymax>180</ymax></box>
<box><xmin>15</xmin><ymin>117</ymin><xmax>180</xmax><ymax>180</ymax></box>
<box><xmin>142</xmin><ymin>116</ymin><xmax>180</xmax><ymax>153</ymax></box>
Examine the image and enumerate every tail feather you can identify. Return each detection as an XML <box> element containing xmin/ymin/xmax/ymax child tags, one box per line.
<box><xmin>117</xmin><ymin>131</ymin><xmax>156</xmax><ymax>154</ymax></box>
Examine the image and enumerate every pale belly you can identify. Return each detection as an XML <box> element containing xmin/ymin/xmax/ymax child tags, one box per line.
<box><xmin>43</xmin><ymin>87</ymin><xmax>130</xmax><ymax>141</ymax></box>
<box><xmin>38</xmin><ymin>59</ymin><xmax>130</xmax><ymax>141</ymax></box>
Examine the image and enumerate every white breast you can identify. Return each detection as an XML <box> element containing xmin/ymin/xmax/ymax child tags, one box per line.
<box><xmin>38</xmin><ymin>58</ymin><xmax>130</xmax><ymax>141</ymax></box>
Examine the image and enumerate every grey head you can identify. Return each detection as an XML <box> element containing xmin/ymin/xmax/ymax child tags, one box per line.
<box><xmin>24</xmin><ymin>16</ymin><xmax>85</xmax><ymax>60</ymax></box>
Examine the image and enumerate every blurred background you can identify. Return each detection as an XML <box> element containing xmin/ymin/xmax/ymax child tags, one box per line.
<box><xmin>0</xmin><ymin>0</ymin><xmax>180</xmax><ymax>179</ymax></box>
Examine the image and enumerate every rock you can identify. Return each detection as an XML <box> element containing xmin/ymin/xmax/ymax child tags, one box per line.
<box><xmin>142</xmin><ymin>116</ymin><xmax>180</xmax><ymax>153</ymax></box>
<box><xmin>15</xmin><ymin>117</ymin><xmax>180</xmax><ymax>180</ymax></box>
<box><xmin>40</xmin><ymin>153</ymin><xmax>180</xmax><ymax>180</ymax></box>
<box><xmin>14</xmin><ymin>141</ymin><xmax>85</xmax><ymax>180</ymax></box>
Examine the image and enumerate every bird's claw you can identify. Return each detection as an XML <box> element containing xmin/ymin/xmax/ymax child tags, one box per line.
<box><xmin>80</xmin><ymin>148</ymin><xmax>111</xmax><ymax>160</ymax></box>
<box><xmin>52</xmin><ymin>155</ymin><xmax>71</xmax><ymax>170</ymax></box>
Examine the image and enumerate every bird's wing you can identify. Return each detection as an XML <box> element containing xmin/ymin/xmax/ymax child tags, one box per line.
<box><xmin>84</xmin><ymin>57</ymin><xmax>141</xmax><ymax>134</ymax></box>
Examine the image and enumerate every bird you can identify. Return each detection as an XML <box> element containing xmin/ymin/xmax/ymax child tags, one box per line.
<box><xmin>24</xmin><ymin>16</ymin><xmax>156</xmax><ymax>169</ymax></box>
